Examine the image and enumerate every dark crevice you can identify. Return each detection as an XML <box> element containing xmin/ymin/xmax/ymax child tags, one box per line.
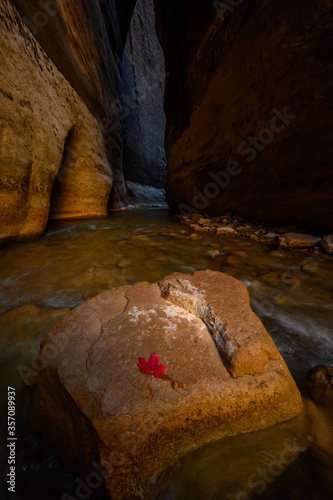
<box><xmin>49</xmin><ymin>127</ymin><xmax>75</xmax><ymax>218</ymax></box>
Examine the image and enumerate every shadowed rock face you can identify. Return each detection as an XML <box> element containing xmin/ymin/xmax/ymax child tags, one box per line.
<box><xmin>0</xmin><ymin>0</ymin><xmax>136</xmax><ymax>241</ymax></box>
<box><xmin>154</xmin><ymin>0</ymin><xmax>333</xmax><ymax>233</ymax></box>
<box><xmin>122</xmin><ymin>0</ymin><xmax>166</xmax><ymax>190</ymax></box>
<box><xmin>25</xmin><ymin>271</ymin><xmax>303</xmax><ymax>499</ymax></box>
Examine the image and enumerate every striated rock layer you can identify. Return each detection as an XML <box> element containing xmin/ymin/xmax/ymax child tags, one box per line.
<box><xmin>0</xmin><ymin>0</ymin><xmax>136</xmax><ymax>242</ymax></box>
<box><xmin>154</xmin><ymin>0</ymin><xmax>333</xmax><ymax>233</ymax></box>
<box><xmin>25</xmin><ymin>271</ymin><xmax>303</xmax><ymax>499</ymax></box>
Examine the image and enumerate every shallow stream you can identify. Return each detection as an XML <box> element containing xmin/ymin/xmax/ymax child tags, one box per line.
<box><xmin>1</xmin><ymin>208</ymin><xmax>332</xmax><ymax>499</ymax></box>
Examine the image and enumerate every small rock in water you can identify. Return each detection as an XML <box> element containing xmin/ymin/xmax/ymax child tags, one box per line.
<box><xmin>265</xmin><ymin>232</ymin><xmax>278</xmax><ymax>240</ymax></box>
<box><xmin>189</xmin><ymin>224</ymin><xmax>212</xmax><ymax>232</ymax></box>
<box><xmin>117</xmin><ymin>259</ymin><xmax>132</xmax><ymax>269</ymax></box>
<box><xmin>278</xmin><ymin>233</ymin><xmax>320</xmax><ymax>250</ymax></box>
<box><xmin>231</xmin><ymin>250</ymin><xmax>247</xmax><ymax>258</ymax></box>
<box><xmin>216</xmin><ymin>226</ymin><xmax>236</xmax><ymax>235</ymax></box>
<box><xmin>319</xmin><ymin>235</ymin><xmax>333</xmax><ymax>254</ymax></box>
<box><xmin>307</xmin><ymin>366</ymin><xmax>333</xmax><ymax>388</ymax></box>
<box><xmin>198</xmin><ymin>218</ymin><xmax>211</xmax><ymax>225</ymax></box>
<box><xmin>226</xmin><ymin>255</ymin><xmax>242</xmax><ymax>266</ymax></box>
<box><xmin>205</xmin><ymin>250</ymin><xmax>220</xmax><ymax>258</ymax></box>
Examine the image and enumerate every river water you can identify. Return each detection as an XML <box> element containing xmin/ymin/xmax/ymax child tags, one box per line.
<box><xmin>0</xmin><ymin>208</ymin><xmax>332</xmax><ymax>499</ymax></box>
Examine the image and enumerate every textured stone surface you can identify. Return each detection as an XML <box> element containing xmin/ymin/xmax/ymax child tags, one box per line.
<box><xmin>277</xmin><ymin>233</ymin><xmax>320</xmax><ymax>250</ymax></box>
<box><xmin>0</xmin><ymin>0</ymin><xmax>114</xmax><ymax>241</ymax></box>
<box><xmin>122</xmin><ymin>0</ymin><xmax>166</xmax><ymax>190</ymax></box>
<box><xmin>25</xmin><ymin>270</ymin><xmax>303</xmax><ymax>499</ymax></box>
<box><xmin>319</xmin><ymin>235</ymin><xmax>333</xmax><ymax>254</ymax></box>
<box><xmin>0</xmin><ymin>0</ymin><xmax>136</xmax><ymax>241</ymax></box>
<box><xmin>155</xmin><ymin>0</ymin><xmax>333</xmax><ymax>233</ymax></box>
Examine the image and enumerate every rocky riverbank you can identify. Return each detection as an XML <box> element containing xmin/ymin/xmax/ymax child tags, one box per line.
<box><xmin>175</xmin><ymin>214</ymin><xmax>333</xmax><ymax>255</ymax></box>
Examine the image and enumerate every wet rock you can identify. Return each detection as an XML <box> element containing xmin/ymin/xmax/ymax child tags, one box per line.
<box><xmin>305</xmin><ymin>366</ymin><xmax>333</xmax><ymax>460</ymax></box>
<box><xmin>307</xmin><ymin>366</ymin><xmax>333</xmax><ymax>388</ymax></box>
<box><xmin>216</xmin><ymin>226</ymin><xmax>236</xmax><ymax>236</ymax></box>
<box><xmin>319</xmin><ymin>235</ymin><xmax>333</xmax><ymax>254</ymax></box>
<box><xmin>277</xmin><ymin>233</ymin><xmax>320</xmax><ymax>250</ymax></box>
<box><xmin>205</xmin><ymin>250</ymin><xmax>220</xmax><ymax>258</ymax></box>
<box><xmin>25</xmin><ymin>271</ymin><xmax>303</xmax><ymax>499</ymax></box>
<box><xmin>116</xmin><ymin>259</ymin><xmax>132</xmax><ymax>269</ymax></box>
<box><xmin>226</xmin><ymin>255</ymin><xmax>242</xmax><ymax>267</ymax></box>
<box><xmin>265</xmin><ymin>232</ymin><xmax>279</xmax><ymax>240</ymax></box>
<box><xmin>190</xmin><ymin>233</ymin><xmax>201</xmax><ymax>240</ymax></box>
<box><xmin>189</xmin><ymin>224</ymin><xmax>212</xmax><ymax>232</ymax></box>
<box><xmin>231</xmin><ymin>251</ymin><xmax>248</xmax><ymax>258</ymax></box>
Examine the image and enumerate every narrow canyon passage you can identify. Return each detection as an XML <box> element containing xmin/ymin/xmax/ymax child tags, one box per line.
<box><xmin>0</xmin><ymin>0</ymin><xmax>333</xmax><ymax>499</ymax></box>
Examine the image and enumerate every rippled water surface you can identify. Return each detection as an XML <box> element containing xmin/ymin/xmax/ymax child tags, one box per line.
<box><xmin>1</xmin><ymin>208</ymin><xmax>333</xmax><ymax>499</ymax></box>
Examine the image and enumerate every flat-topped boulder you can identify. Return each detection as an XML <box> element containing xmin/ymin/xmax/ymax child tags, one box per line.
<box><xmin>25</xmin><ymin>271</ymin><xmax>303</xmax><ymax>499</ymax></box>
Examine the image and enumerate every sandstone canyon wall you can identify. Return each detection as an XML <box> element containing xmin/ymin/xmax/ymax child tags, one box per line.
<box><xmin>122</xmin><ymin>0</ymin><xmax>166</xmax><ymax>192</ymax></box>
<box><xmin>155</xmin><ymin>0</ymin><xmax>333</xmax><ymax>233</ymax></box>
<box><xmin>0</xmin><ymin>0</ymin><xmax>136</xmax><ymax>241</ymax></box>
<box><xmin>1</xmin><ymin>0</ymin><xmax>332</xmax><ymax>242</ymax></box>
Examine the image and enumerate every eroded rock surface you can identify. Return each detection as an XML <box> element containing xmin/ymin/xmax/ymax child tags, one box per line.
<box><xmin>0</xmin><ymin>0</ymin><xmax>136</xmax><ymax>241</ymax></box>
<box><xmin>25</xmin><ymin>270</ymin><xmax>303</xmax><ymax>499</ymax></box>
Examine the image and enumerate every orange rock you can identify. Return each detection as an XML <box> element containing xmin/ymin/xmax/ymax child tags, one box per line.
<box><xmin>26</xmin><ymin>271</ymin><xmax>303</xmax><ymax>499</ymax></box>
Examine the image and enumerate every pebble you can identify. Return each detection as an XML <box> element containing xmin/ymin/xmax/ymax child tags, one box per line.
<box><xmin>117</xmin><ymin>259</ymin><xmax>132</xmax><ymax>269</ymax></box>
<box><xmin>189</xmin><ymin>224</ymin><xmax>212</xmax><ymax>232</ymax></box>
<box><xmin>231</xmin><ymin>250</ymin><xmax>248</xmax><ymax>258</ymax></box>
<box><xmin>206</xmin><ymin>250</ymin><xmax>220</xmax><ymax>258</ymax></box>
<box><xmin>216</xmin><ymin>226</ymin><xmax>236</xmax><ymax>235</ymax></box>
<box><xmin>319</xmin><ymin>235</ymin><xmax>333</xmax><ymax>254</ymax></box>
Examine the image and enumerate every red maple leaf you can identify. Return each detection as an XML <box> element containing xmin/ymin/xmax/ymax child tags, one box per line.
<box><xmin>138</xmin><ymin>353</ymin><xmax>167</xmax><ymax>378</ymax></box>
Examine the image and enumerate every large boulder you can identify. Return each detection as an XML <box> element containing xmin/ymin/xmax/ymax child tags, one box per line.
<box><xmin>25</xmin><ymin>271</ymin><xmax>303</xmax><ymax>499</ymax></box>
<box><xmin>154</xmin><ymin>0</ymin><xmax>333</xmax><ymax>233</ymax></box>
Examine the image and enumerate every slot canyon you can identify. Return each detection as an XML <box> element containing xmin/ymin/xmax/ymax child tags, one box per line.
<box><xmin>0</xmin><ymin>1</ymin><xmax>332</xmax><ymax>499</ymax></box>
